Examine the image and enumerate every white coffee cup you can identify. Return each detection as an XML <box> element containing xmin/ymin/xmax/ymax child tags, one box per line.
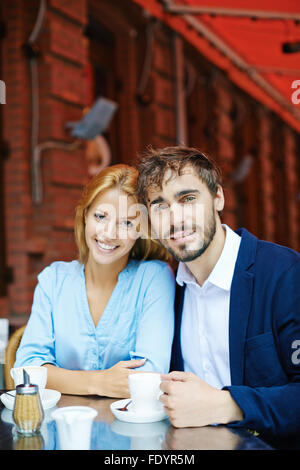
<box><xmin>52</xmin><ymin>406</ymin><xmax>97</xmax><ymax>450</ymax></box>
<box><xmin>129</xmin><ymin>373</ymin><xmax>164</xmax><ymax>416</ymax></box>
<box><xmin>10</xmin><ymin>366</ymin><xmax>47</xmax><ymax>396</ymax></box>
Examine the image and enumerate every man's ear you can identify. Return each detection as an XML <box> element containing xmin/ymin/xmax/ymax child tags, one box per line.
<box><xmin>214</xmin><ymin>185</ymin><xmax>225</xmax><ymax>213</ymax></box>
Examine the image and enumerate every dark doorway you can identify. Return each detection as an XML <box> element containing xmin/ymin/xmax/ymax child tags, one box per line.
<box><xmin>85</xmin><ymin>17</ymin><xmax>119</xmax><ymax>164</ymax></box>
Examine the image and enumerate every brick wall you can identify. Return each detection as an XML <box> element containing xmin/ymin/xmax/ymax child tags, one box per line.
<box><xmin>37</xmin><ymin>0</ymin><xmax>89</xmax><ymax>272</ymax></box>
<box><xmin>257</xmin><ymin>108</ymin><xmax>276</xmax><ymax>241</ymax></box>
<box><xmin>2</xmin><ymin>0</ymin><xmax>33</xmax><ymax>321</ymax></box>
<box><xmin>283</xmin><ymin>127</ymin><xmax>299</xmax><ymax>249</ymax></box>
<box><xmin>212</xmin><ymin>75</ymin><xmax>238</xmax><ymax>229</ymax></box>
<box><xmin>1</xmin><ymin>0</ymin><xmax>89</xmax><ymax>324</ymax></box>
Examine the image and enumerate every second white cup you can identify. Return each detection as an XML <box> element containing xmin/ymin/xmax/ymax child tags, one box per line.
<box><xmin>129</xmin><ymin>372</ymin><xmax>164</xmax><ymax>416</ymax></box>
<box><xmin>10</xmin><ymin>366</ymin><xmax>47</xmax><ymax>396</ymax></box>
<box><xmin>52</xmin><ymin>406</ymin><xmax>98</xmax><ymax>450</ymax></box>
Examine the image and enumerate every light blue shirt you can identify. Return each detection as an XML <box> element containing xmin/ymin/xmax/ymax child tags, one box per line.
<box><xmin>15</xmin><ymin>259</ymin><xmax>175</xmax><ymax>374</ymax></box>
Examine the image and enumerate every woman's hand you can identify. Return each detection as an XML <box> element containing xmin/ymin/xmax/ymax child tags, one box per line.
<box><xmin>94</xmin><ymin>359</ymin><xmax>146</xmax><ymax>398</ymax></box>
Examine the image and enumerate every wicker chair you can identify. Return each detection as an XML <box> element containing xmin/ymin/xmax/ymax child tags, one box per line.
<box><xmin>4</xmin><ymin>325</ymin><xmax>26</xmax><ymax>389</ymax></box>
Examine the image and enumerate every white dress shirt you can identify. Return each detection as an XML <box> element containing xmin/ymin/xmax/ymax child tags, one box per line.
<box><xmin>177</xmin><ymin>224</ymin><xmax>241</xmax><ymax>389</ymax></box>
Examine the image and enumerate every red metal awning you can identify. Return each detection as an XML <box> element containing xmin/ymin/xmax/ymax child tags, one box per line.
<box><xmin>132</xmin><ymin>0</ymin><xmax>300</xmax><ymax>133</ymax></box>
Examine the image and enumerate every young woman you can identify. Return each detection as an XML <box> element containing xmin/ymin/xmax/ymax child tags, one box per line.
<box><xmin>14</xmin><ymin>164</ymin><xmax>175</xmax><ymax>398</ymax></box>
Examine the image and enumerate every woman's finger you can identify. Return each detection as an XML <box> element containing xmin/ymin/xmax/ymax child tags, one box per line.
<box><xmin>120</xmin><ymin>358</ymin><xmax>146</xmax><ymax>369</ymax></box>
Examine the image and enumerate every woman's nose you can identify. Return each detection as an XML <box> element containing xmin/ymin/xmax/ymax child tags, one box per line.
<box><xmin>100</xmin><ymin>219</ymin><xmax>117</xmax><ymax>240</ymax></box>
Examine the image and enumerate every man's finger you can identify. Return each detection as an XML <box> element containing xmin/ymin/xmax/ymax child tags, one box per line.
<box><xmin>159</xmin><ymin>392</ymin><xmax>170</xmax><ymax>405</ymax></box>
<box><xmin>160</xmin><ymin>380</ymin><xmax>178</xmax><ymax>394</ymax></box>
<box><xmin>160</xmin><ymin>373</ymin><xmax>193</xmax><ymax>396</ymax></box>
<box><xmin>161</xmin><ymin>371</ymin><xmax>192</xmax><ymax>382</ymax></box>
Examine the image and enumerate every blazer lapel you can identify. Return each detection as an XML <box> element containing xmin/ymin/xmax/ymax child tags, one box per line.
<box><xmin>171</xmin><ymin>283</ymin><xmax>185</xmax><ymax>371</ymax></box>
<box><xmin>229</xmin><ymin>229</ymin><xmax>257</xmax><ymax>385</ymax></box>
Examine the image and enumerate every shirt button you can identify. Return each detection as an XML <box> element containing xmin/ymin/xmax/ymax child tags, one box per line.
<box><xmin>203</xmin><ymin>360</ymin><xmax>210</xmax><ymax>371</ymax></box>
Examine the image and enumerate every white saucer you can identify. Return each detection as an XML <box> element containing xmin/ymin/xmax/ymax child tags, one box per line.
<box><xmin>110</xmin><ymin>399</ymin><xmax>167</xmax><ymax>424</ymax></box>
<box><xmin>0</xmin><ymin>389</ymin><xmax>61</xmax><ymax>411</ymax></box>
<box><xmin>111</xmin><ymin>417</ymin><xmax>169</xmax><ymax>437</ymax></box>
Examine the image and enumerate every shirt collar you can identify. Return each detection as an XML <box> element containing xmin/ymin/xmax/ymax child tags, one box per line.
<box><xmin>176</xmin><ymin>224</ymin><xmax>241</xmax><ymax>291</ymax></box>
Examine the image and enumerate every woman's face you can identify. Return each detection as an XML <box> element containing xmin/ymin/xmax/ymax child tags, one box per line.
<box><xmin>84</xmin><ymin>187</ymin><xmax>139</xmax><ymax>266</ymax></box>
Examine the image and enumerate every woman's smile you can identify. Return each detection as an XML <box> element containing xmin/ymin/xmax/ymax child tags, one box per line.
<box><xmin>95</xmin><ymin>238</ymin><xmax>120</xmax><ymax>253</ymax></box>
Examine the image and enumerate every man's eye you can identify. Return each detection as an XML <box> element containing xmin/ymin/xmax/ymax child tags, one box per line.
<box><xmin>182</xmin><ymin>196</ymin><xmax>196</xmax><ymax>203</ymax></box>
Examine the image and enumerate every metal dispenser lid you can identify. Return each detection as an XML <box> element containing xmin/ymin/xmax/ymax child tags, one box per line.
<box><xmin>15</xmin><ymin>369</ymin><xmax>39</xmax><ymax>395</ymax></box>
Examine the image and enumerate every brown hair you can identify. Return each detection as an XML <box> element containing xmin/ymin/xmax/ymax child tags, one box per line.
<box><xmin>74</xmin><ymin>164</ymin><xmax>172</xmax><ymax>264</ymax></box>
<box><xmin>137</xmin><ymin>146</ymin><xmax>222</xmax><ymax>205</ymax></box>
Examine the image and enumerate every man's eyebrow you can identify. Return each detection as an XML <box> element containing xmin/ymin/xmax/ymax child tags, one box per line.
<box><xmin>149</xmin><ymin>190</ymin><xmax>200</xmax><ymax>206</ymax></box>
<box><xmin>174</xmin><ymin>189</ymin><xmax>200</xmax><ymax>198</ymax></box>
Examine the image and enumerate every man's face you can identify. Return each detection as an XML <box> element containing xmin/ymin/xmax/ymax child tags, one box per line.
<box><xmin>147</xmin><ymin>166</ymin><xmax>224</xmax><ymax>262</ymax></box>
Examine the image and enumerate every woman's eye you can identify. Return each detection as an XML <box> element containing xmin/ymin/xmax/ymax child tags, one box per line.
<box><xmin>154</xmin><ymin>203</ymin><xmax>168</xmax><ymax>212</ymax></box>
<box><xmin>120</xmin><ymin>220</ymin><xmax>133</xmax><ymax>228</ymax></box>
<box><xmin>94</xmin><ymin>213</ymin><xmax>105</xmax><ymax>221</ymax></box>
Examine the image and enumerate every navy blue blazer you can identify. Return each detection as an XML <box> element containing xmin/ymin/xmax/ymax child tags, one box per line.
<box><xmin>171</xmin><ymin>228</ymin><xmax>300</xmax><ymax>438</ymax></box>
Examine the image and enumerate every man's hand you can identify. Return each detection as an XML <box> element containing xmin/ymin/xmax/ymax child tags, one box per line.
<box><xmin>159</xmin><ymin>371</ymin><xmax>243</xmax><ymax>428</ymax></box>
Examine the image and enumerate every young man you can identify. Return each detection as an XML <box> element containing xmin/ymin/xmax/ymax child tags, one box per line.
<box><xmin>137</xmin><ymin>146</ymin><xmax>300</xmax><ymax>440</ymax></box>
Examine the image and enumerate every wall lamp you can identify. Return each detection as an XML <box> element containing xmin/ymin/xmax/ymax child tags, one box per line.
<box><xmin>282</xmin><ymin>41</ymin><xmax>300</xmax><ymax>53</ymax></box>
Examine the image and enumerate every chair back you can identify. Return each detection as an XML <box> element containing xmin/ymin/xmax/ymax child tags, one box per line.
<box><xmin>4</xmin><ymin>325</ymin><xmax>26</xmax><ymax>389</ymax></box>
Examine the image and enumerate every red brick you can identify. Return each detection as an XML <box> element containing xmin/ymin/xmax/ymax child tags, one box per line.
<box><xmin>152</xmin><ymin>73</ymin><xmax>174</xmax><ymax>108</ymax></box>
<box><xmin>221</xmin><ymin>210</ymin><xmax>237</xmax><ymax>229</ymax></box>
<box><xmin>40</xmin><ymin>98</ymin><xmax>84</xmax><ymax>141</ymax></box>
<box><xmin>46</xmin><ymin>55</ymin><xmax>86</xmax><ymax>105</ymax></box>
<box><xmin>216</xmin><ymin>111</ymin><xmax>233</xmax><ymax>138</ymax></box>
<box><xmin>51</xmin><ymin>149</ymin><xmax>87</xmax><ymax>186</ymax></box>
<box><xmin>214</xmin><ymin>85</ymin><xmax>232</xmax><ymax>113</ymax></box>
<box><xmin>223</xmin><ymin>187</ymin><xmax>237</xmax><ymax>211</ymax></box>
<box><xmin>49</xmin><ymin>0</ymin><xmax>87</xmax><ymax>25</ymax></box>
<box><xmin>48</xmin><ymin>12</ymin><xmax>88</xmax><ymax>65</ymax></box>
<box><xmin>153</xmin><ymin>105</ymin><xmax>176</xmax><ymax>139</ymax></box>
<box><xmin>216</xmin><ymin>137</ymin><xmax>234</xmax><ymax>161</ymax></box>
<box><xmin>153</xmin><ymin>42</ymin><xmax>173</xmax><ymax>77</ymax></box>
<box><xmin>0</xmin><ymin>299</ymin><xmax>9</xmax><ymax>317</ymax></box>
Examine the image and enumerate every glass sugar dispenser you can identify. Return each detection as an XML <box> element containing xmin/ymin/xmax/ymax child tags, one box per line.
<box><xmin>13</xmin><ymin>369</ymin><xmax>44</xmax><ymax>435</ymax></box>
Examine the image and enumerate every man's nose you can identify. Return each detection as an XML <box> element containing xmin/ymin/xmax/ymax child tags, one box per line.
<box><xmin>170</xmin><ymin>202</ymin><xmax>185</xmax><ymax>228</ymax></box>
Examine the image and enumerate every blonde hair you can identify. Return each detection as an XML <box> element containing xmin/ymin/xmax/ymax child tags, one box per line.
<box><xmin>74</xmin><ymin>164</ymin><xmax>172</xmax><ymax>264</ymax></box>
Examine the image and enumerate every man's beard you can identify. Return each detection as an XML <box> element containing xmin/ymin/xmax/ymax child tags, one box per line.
<box><xmin>157</xmin><ymin>209</ymin><xmax>217</xmax><ymax>263</ymax></box>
